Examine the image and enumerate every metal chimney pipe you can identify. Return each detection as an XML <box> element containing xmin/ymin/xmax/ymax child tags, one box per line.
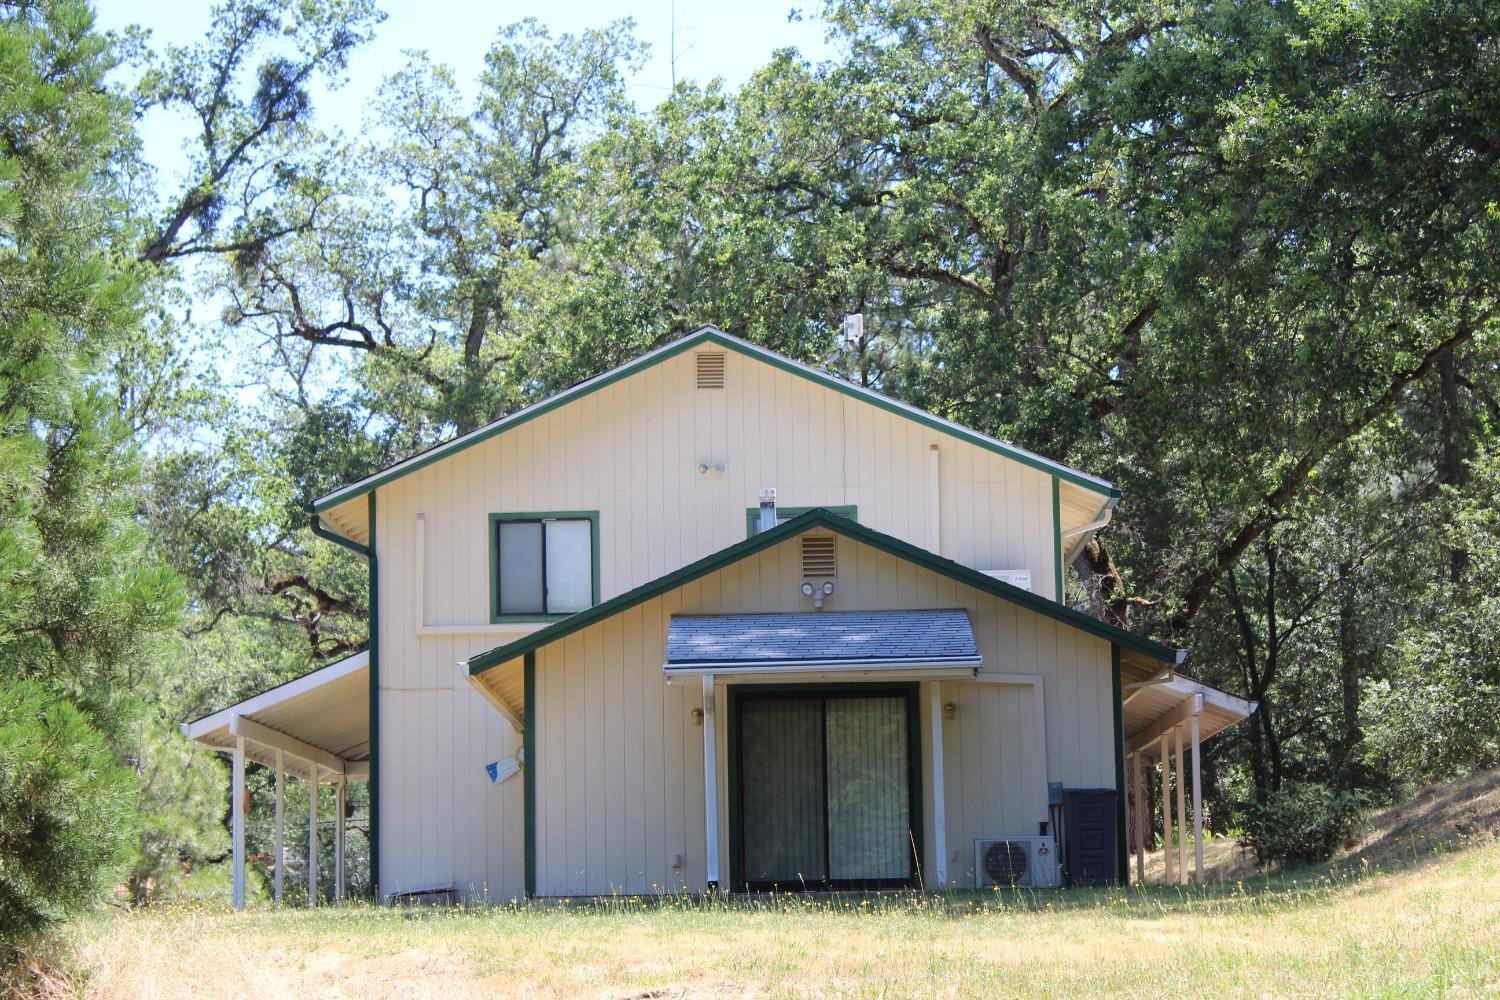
<box><xmin>756</xmin><ymin>488</ymin><xmax>778</xmax><ymax>533</ymax></box>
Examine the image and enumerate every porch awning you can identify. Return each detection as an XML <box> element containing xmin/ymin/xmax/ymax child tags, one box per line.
<box><xmin>663</xmin><ymin>610</ymin><xmax>982</xmax><ymax>675</ymax></box>
<box><xmin>181</xmin><ymin>650</ymin><xmax>370</xmax><ymax>783</ymax></box>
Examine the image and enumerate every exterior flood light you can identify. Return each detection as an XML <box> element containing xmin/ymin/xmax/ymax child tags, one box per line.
<box><xmin>800</xmin><ymin>582</ymin><xmax>815</xmax><ymax>596</ymax></box>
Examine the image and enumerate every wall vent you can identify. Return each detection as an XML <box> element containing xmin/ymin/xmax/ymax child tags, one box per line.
<box><xmin>801</xmin><ymin>535</ymin><xmax>837</xmax><ymax>580</ymax></box>
<box><xmin>695</xmin><ymin>352</ymin><xmax>726</xmax><ymax>389</ymax></box>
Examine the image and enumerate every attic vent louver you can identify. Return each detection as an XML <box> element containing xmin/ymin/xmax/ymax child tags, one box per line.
<box><xmin>801</xmin><ymin>535</ymin><xmax>837</xmax><ymax>580</ymax></box>
<box><xmin>696</xmin><ymin>352</ymin><xmax>726</xmax><ymax>389</ymax></box>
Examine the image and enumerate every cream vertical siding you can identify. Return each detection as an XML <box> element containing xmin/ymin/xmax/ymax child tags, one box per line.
<box><xmin>526</xmin><ymin>532</ymin><xmax>1115</xmax><ymax>896</ymax></box>
<box><xmin>374</xmin><ymin>347</ymin><xmax>1110</xmax><ymax>900</ymax></box>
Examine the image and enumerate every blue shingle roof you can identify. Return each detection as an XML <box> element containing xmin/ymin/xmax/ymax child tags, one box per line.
<box><xmin>665</xmin><ymin>610</ymin><xmax>980</xmax><ymax>669</ymax></box>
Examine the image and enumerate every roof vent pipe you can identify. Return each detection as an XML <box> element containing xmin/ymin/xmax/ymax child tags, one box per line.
<box><xmin>757</xmin><ymin>488</ymin><xmax>778</xmax><ymax>533</ymax></box>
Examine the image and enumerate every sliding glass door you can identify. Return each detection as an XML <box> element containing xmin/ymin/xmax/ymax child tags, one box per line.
<box><xmin>733</xmin><ymin>686</ymin><xmax>919</xmax><ymax>891</ymax></box>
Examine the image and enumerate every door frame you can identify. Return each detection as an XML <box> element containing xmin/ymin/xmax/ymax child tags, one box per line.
<box><xmin>725</xmin><ymin>682</ymin><xmax>924</xmax><ymax>892</ymax></box>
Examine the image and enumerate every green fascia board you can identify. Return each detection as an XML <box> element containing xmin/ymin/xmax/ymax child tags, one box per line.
<box><xmin>466</xmin><ymin>508</ymin><xmax>1179</xmax><ymax>675</ymax></box>
<box><xmin>311</xmin><ymin>327</ymin><xmax>1120</xmax><ymax>514</ymax></box>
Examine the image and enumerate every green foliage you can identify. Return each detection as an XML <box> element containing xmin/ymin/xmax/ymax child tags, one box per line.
<box><xmin>125</xmin><ymin>721</ymin><xmax>229</xmax><ymax>904</ymax></box>
<box><xmin>0</xmin><ymin>681</ymin><xmax>140</xmax><ymax>949</ymax></box>
<box><xmin>1244</xmin><ymin>782</ymin><xmax>1367</xmax><ymax>867</ymax></box>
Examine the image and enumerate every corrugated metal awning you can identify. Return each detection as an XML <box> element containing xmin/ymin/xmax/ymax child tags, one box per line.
<box><xmin>663</xmin><ymin>610</ymin><xmax>982</xmax><ymax>675</ymax></box>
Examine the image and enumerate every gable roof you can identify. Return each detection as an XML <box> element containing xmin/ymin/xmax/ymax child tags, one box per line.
<box><xmin>465</xmin><ymin>508</ymin><xmax>1179</xmax><ymax>674</ymax></box>
<box><xmin>308</xmin><ymin>326</ymin><xmax>1118</xmax><ymax>515</ymax></box>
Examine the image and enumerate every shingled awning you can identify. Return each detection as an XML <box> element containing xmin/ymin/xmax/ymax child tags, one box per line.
<box><xmin>663</xmin><ymin>610</ymin><xmax>982</xmax><ymax>675</ymax></box>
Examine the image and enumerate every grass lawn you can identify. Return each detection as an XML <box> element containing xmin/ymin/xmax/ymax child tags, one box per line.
<box><xmin>59</xmin><ymin>835</ymin><xmax>1500</xmax><ymax>1000</ymax></box>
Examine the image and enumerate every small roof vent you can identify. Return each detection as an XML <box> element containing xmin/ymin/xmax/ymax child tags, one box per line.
<box><xmin>696</xmin><ymin>352</ymin><xmax>726</xmax><ymax>389</ymax></box>
<box><xmin>801</xmin><ymin>534</ymin><xmax>837</xmax><ymax>580</ymax></box>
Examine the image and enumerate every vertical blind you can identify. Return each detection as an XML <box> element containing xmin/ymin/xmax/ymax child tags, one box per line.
<box><xmin>738</xmin><ymin>692</ymin><xmax>912</xmax><ymax>888</ymax></box>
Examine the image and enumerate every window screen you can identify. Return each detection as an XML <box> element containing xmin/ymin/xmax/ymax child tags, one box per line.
<box><xmin>495</xmin><ymin>517</ymin><xmax>593</xmax><ymax>616</ymax></box>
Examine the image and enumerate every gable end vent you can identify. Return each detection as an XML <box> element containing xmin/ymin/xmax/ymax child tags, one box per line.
<box><xmin>695</xmin><ymin>352</ymin><xmax>726</xmax><ymax>389</ymax></box>
<box><xmin>801</xmin><ymin>535</ymin><xmax>837</xmax><ymax>580</ymax></box>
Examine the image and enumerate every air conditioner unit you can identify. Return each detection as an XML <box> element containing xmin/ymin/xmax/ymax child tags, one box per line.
<box><xmin>981</xmin><ymin>569</ymin><xmax>1032</xmax><ymax>592</ymax></box>
<box><xmin>974</xmin><ymin>837</ymin><xmax>1060</xmax><ymax>888</ymax></box>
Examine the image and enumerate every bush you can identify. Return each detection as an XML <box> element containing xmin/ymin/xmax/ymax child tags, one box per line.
<box><xmin>1244</xmin><ymin>781</ymin><xmax>1366</xmax><ymax>866</ymax></box>
<box><xmin>0</xmin><ymin>681</ymin><xmax>140</xmax><ymax>953</ymax></box>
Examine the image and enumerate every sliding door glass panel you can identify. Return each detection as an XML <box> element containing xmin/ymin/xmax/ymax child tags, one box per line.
<box><xmin>497</xmin><ymin>521</ymin><xmax>544</xmax><ymax>614</ymax></box>
<box><xmin>544</xmin><ymin>519</ymin><xmax>592</xmax><ymax>612</ymax></box>
<box><xmin>739</xmin><ymin>698</ymin><xmax>825</xmax><ymax>886</ymax></box>
<box><xmin>825</xmin><ymin>696</ymin><xmax>910</xmax><ymax>882</ymax></box>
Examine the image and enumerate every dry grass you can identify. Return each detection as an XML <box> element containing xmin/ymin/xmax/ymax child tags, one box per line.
<box><xmin>58</xmin><ymin>834</ymin><xmax>1500</xmax><ymax>1000</ymax></box>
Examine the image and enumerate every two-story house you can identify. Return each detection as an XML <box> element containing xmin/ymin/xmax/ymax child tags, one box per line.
<box><xmin>184</xmin><ymin>327</ymin><xmax>1253</xmax><ymax>907</ymax></box>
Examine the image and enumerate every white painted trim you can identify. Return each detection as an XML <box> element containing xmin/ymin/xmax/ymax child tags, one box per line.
<box><xmin>231</xmin><ymin>736</ymin><xmax>245</xmax><ymax>911</ymax></box>
<box><xmin>1160</xmin><ymin>733</ymin><xmax>1173</xmax><ymax>885</ymax></box>
<box><xmin>1130</xmin><ymin>751</ymin><xmax>1145</xmax><ymax>884</ymax></box>
<box><xmin>230</xmin><ymin>714</ymin><xmax>346</xmax><ymax>778</ymax></box>
<box><xmin>926</xmin><ymin>444</ymin><xmax>941</xmax><ymax>554</ymax></box>
<box><xmin>1174</xmin><ymin>723</ymin><xmax>1188</xmax><ymax>884</ymax></box>
<box><xmin>664</xmin><ymin>657</ymin><xmax>982</xmax><ymax>675</ymax></box>
<box><xmin>927</xmin><ymin>681</ymin><xmax>947</xmax><ymax>889</ymax></box>
<box><xmin>335</xmin><ymin>776</ymin><xmax>346</xmax><ymax>902</ymax></box>
<box><xmin>701</xmin><ymin>675</ymin><xmax>720</xmax><ymax>890</ymax></box>
<box><xmin>182</xmin><ymin>651</ymin><xmax>368</xmax><ymax>741</ymax></box>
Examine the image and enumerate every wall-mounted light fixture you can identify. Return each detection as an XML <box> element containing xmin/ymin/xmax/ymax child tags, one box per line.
<box><xmin>943</xmin><ymin>702</ymin><xmax>957</xmax><ymax>722</ymax></box>
<box><xmin>800</xmin><ymin>579</ymin><xmax>836</xmax><ymax>609</ymax></box>
<box><xmin>697</xmin><ymin>462</ymin><xmax>727</xmax><ymax>474</ymax></box>
<box><xmin>691</xmin><ymin>707</ymin><xmax>704</xmax><ymax>726</ymax></box>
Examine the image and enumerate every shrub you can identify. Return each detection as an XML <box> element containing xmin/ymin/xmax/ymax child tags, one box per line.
<box><xmin>1244</xmin><ymin>781</ymin><xmax>1366</xmax><ymax>867</ymax></box>
<box><xmin>0</xmin><ymin>681</ymin><xmax>140</xmax><ymax>953</ymax></box>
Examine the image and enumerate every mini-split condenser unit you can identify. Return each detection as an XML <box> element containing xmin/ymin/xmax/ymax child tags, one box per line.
<box><xmin>973</xmin><ymin>837</ymin><xmax>1061</xmax><ymax>888</ymax></box>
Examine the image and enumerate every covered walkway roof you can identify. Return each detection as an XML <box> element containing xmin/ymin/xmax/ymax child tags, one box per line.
<box><xmin>664</xmin><ymin>610</ymin><xmax>983</xmax><ymax>674</ymax></box>
<box><xmin>181</xmin><ymin>650</ymin><xmax>370</xmax><ymax>784</ymax></box>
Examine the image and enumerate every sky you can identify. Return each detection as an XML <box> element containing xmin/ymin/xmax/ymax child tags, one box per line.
<box><xmin>95</xmin><ymin>0</ymin><xmax>841</xmax><ymax>188</ymax></box>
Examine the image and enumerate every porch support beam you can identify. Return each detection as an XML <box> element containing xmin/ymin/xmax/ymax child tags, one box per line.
<box><xmin>928</xmin><ymin>680</ymin><xmax>947</xmax><ymax>889</ymax></box>
<box><xmin>229</xmin><ymin>714</ymin><xmax>345</xmax><ymax>778</ymax></box>
<box><xmin>231</xmin><ymin>736</ymin><xmax>246</xmax><ymax>911</ymax></box>
<box><xmin>274</xmin><ymin>749</ymin><xmax>285</xmax><ymax>906</ymax></box>
<box><xmin>308</xmin><ymin>770</ymin><xmax>319</xmax><ymax>906</ymax></box>
<box><xmin>1131</xmin><ymin>751</ymin><xmax>1145</xmax><ymax>884</ymax></box>
<box><xmin>335</xmin><ymin>775</ymin><xmax>346</xmax><ymax>902</ymax></box>
<box><xmin>1160</xmin><ymin>733</ymin><xmax>1173</xmax><ymax>886</ymax></box>
<box><xmin>1126</xmin><ymin>692</ymin><xmax>1204</xmax><ymax>755</ymax></box>
<box><xmin>1191</xmin><ymin>714</ymin><xmax>1204</xmax><ymax>884</ymax></box>
<box><xmin>701</xmin><ymin>674</ymin><xmax>720</xmax><ymax>891</ymax></box>
<box><xmin>1174</xmin><ymin>724</ymin><xmax>1188</xmax><ymax>884</ymax></box>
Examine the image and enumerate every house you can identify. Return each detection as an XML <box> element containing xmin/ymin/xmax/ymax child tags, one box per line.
<box><xmin>183</xmin><ymin>326</ymin><xmax>1253</xmax><ymax>907</ymax></box>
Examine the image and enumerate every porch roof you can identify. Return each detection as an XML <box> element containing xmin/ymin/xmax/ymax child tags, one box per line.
<box><xmin>180</xmin><ymin>650</ymin><xmax>370</xmax><ymax>784</ymax></box>
<box><xmin>664</xmin><ymin>610</ymin><xmax>982</xmax><ymax>674</ymax></box>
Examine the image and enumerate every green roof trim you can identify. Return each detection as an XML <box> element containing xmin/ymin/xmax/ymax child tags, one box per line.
<box><xmin>466</xmin><ymin>509</ymin><xmax>1179</xmax><ymax>675</ymax></box>
<box><xmin>310</xmin><ymin>327</ymin><xmax>1119</xmax><ymax>514</ymax></box>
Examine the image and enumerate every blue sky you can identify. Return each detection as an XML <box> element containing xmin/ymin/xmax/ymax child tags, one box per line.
<box><xmin>96</xmin><ymin>0</ymin><xmax>840</xmax><ymax>186</ymax></box>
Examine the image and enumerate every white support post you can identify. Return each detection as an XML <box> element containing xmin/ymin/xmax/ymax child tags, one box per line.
<box><xmin>335</xmin><ymin>775</ymin><xmax>346</xmax><ymax>902</ymax></box>
<box><xmin>231</xmin><ymin>735</ymin><xmax>246</xmax><ymax>911</ymax></box>
<box><xmin>1174</xmin><ymin>724</ymin><xmax>1189</xmax><ymax>885</ymax></box>
<box><xmin>928</xmin><ymin>680</ymin><xmax>947</xmax><ymax>889</ymax></box>
<box><xmin>701</xmin><ymin>675</ymin><xmax>720</xmax><ymax>891</ymax></box>
<box><xmin>1131</xmin><ymin>752</ymin><xmax>1145</xmax><ymax>884</ymax></box>
<box><xmin>274</xmin><ymin>749</ymin><xmax>285</xmax><ymax>906</ymax></box>
<box><xmin>308</xmin><ymin>772</ymin><xmax>319</xmax><ymax>906</ymax></box>
<box><xmin>1191</xmin><ymin>714</ymin><xmax>1204</xmax><ymax>884</ymax></box>
<box><xmin>1159</xmin><ymin>734</ymin><xmax>1173</xmax><ymax>886</ymax></box>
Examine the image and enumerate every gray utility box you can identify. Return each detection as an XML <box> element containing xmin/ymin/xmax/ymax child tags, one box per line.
<box><xmin>1062</xmin><ymin>788</ymin><xmax>1119</xmax><ymax>886</ymax></box>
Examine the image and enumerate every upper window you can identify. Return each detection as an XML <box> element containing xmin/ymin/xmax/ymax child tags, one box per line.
<box><xmin>490</xmin><ymin>513</ymin><xmax>599</xmax><ymax>620</ymax></box>
<box><xmin>743</xmin><ymin>505</ymin><xmax>857</xmax><ymax>538</ymax></box>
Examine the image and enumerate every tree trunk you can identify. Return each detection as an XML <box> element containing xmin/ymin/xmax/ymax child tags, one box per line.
<box><xmin>1336</xmin><ymin>559</ymin><xmax>1362</xmax><ymax>777</ymax></box>
<box><xmin>1437</xmin><ymin>350</ymin><xmax>1469</xmax><ymax>581</ymax></box>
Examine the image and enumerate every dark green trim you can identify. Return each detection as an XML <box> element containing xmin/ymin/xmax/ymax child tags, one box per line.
<box><xmin>1052</xmin><ymin>478</ymin><xmax>1064</xmax><ymax>604</ymax></box>
<box><xmin>725</xmin><ymin>683</ymin><xmax>922</xmax><ymax>892</ymax></box>
<box><xmin>310</xmin><ymin>511</ymin><xmax>371</xmax><ymax>558</ymax></box>
<box><xmin>312</xmin><ymin>328</ymin><xmax>1119</xmax><ymax>514</ymax></box>
<box><xmin>367</xmin><ymin>493</ymin><xmax>380</xmax><ymax>901</ymax></box>
<box><xmin>523</xmin><ymin>652</ymin><xmax>536</xmax><ymax>899</ymax></box>
<box><xmin>487</xmin><ymin>511</ymin><xmax>601</xmax><ymax>622</ymax></box>
<box><xmin>743</xmin><ymin>504</ymin><xmax>857</xmax><ymax>537</ymax></box>
<box><xmin>1111</xmin><ymin>644</ymin><xmax>1128</xmax><ymax>885</ymax></box>
<box><xmin>467</xmin><ymin>509</ymin><xmax>1179</xmax><ymax>675</ymax></box>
